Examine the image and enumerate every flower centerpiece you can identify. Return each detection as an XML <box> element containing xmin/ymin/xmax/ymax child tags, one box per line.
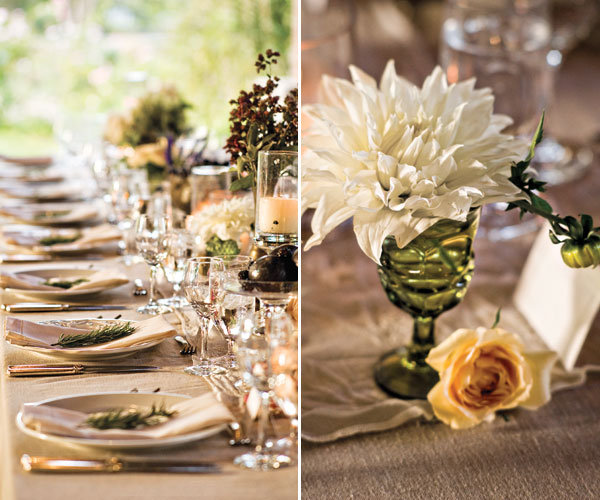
<box><xmin>225</xmin><ymin>50</ymin><xmax>298</xmax><ymax>193</ymax></box>
<box><xmin>302</xmin><ymin>62</ymin><xmax>600</xmax><ymax>399</ymax></box>
<box><xmin>187</xmin><ymin>194</ymin><xmax>254</xmax><ymax>256</ymax></box>
<box><xmin>104</xmin><ymin>86</ymin><xmax>191</xmax><ymax>190</ymax></box>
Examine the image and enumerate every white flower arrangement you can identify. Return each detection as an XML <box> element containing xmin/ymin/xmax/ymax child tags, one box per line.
<box><xmin>302</xmin><ymin>62</ymin><xmax>529</xmax><ymax>263</ymax></box>
<box><xmin>188</xmin><ymin>194</ymin><xmax>254</xmax><ymax>252</ymax></box>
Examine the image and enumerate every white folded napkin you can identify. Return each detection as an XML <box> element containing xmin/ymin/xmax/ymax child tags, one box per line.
<box><xmin>0</xmin><ymin>205</ymin><xmax>98</xmax><ymax>224</ymax></box>
<box><xmin>3</xmin><ymin>224</ymin><xmax>121</xmax><ymax>252</ymax></box>
<box><xmin>21</xmin><ymin>392</ymin><xmax>234</xmax><ymax>440</ymax></box>
<box><xmin>0</xmin><ymin>271</ymin><xmax>58</xmax><ymax>290</ymax></box>
<box><xmin>0</xmin><ymin>269</ymin><xmax>128</xmax><ymax>292</ymax></box>
<box><xmin>5</xmin><ymin>315</ymin><xmax>176</xmax><ymax>350</ymax></box>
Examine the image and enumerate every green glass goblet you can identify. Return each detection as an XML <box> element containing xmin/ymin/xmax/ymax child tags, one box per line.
<box><xmin>374</xmin><ymin>208</ymin><xmax>481</xmax><ymax>399</ymax></box>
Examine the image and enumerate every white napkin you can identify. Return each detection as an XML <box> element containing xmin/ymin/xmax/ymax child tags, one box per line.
<box><xmin>0</xmin><ymin>269</ymin><xmax>128</xmax><ymax>292</ymax></box>
<box><xmin>5</xmin><ymin>315</ymin><xmax>176</xmax><ymax>350</ymax></box>
<box><xmin>0</xmin><ymin>271</ymin><xmax>58</xmax><ymax>290</ymax></box>
<box><xmin>3</xmin><ymin>224</ymin><xmax>121</xmax><ymax>252</ymax></box>
<box><xmin>0</xmin><ymin>205</ymin><xmax>98</xmax><ymax>224</ymax></box>
<box><xmin>21</xmin><ymin>393</ymin><xmax>234</xmax><ymax>440</ymax></box>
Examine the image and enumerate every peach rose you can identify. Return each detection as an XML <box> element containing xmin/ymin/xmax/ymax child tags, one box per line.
<box><xmin>426</xmin><ymin>327</ymin><xmax>556</xmax><ymax>429</ymax></box>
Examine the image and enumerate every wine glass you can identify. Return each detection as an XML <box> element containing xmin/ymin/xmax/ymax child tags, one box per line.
<box><xmin>182</xmin><ymin>257</ymin><xmax>226</xmax><ymax>376</ymax></box>
<box><xmin>269</xmin><ymin>312</ymin><xmax>298</xmax><ymax>460</ymax></box>
<box><xmin>215</xmin><ymin>255</ymin><xmax>254</xmax><ymax>369</ymax></box>
<box><xmin>233</xmin><ymin>311</ymin><xmax>293</xmax><ymax>470</ymax></box>
<box><xmin>159</xmin><ymin>229</ymin><xmax>193</xmax><ymax>309</ymax></box>
<box><xmin>135</xmin><ymin>214</ymin><xmax>172</xmax><ymax>315</ymax></box>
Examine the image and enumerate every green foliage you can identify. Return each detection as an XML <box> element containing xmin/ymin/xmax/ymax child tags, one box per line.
<box><xmin>205</xmin><ymin>235</ymin><xmax>240</xmax><ymax>257</ymax></box>
<box><xmin>51</xmin><ymin>322</ymin><xmax>136</xmax><ymax>348</ymax></box>
<box><xmin>38</xmin><ymin>234</ymin><xmax>81</xmax><ymax>246</ymax></box>
<box><xmin>120</xmin><ymin>87</ymin><xmax>191</xmax><ymax>146</ymax></box>
<box><xmin>43</xmin><ymin>278</ymin><xmax>89</xmax><ymax>289</ymax></box>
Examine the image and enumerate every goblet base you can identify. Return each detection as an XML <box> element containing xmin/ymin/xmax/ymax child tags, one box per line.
<box><xmin>136</xmin><ymin>302</ymin><xmax>173</xmax><ymax>315</ymax></box>
<box><xmin>374</xmin><ymin>345</ymin><xmax>439</xmax><ymax>400</ymax></box>
<box><xmin>158</xmin><ymin>295</ymin><xmax>189</xmax><ymax>309</ymax></box>
<box><xmin>184</xmin><ymin>362</ymin><xmax>226</xmax><ymax>377</ymax></box>
<box><xmin>233</xmin><ymin>451</ymin><xmax>293</xmax><ymax>470</ymax></box>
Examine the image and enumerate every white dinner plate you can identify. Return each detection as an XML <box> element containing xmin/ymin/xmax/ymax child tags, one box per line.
<box><xmin>5</xmin><ymin>268</ymin><xmax>127</xmax><ymax>300</ymax></box>
<box><xmin>7</xmin><ymin>318</ymin><xmax>164</xmax><ymax>361</ymax></box>
<box><xmin>16</xmin><ymin>392</ymin><xmax>227</xmax><ymax>449</ymax></box>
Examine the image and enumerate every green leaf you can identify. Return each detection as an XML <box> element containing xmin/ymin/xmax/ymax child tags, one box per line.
<box><xmin>581</xmin><ymin>214</ymin><xmax>593</xmax><ymax>236</ymax></box>
<box><xmin>549</xmin><ymin>230</ymin><xmax>561</xmax><ymax>245</ymax></box>
<box><xmin>230</xmin><ymin>172</ymin><xmax>255</xmax><ymax>192</ymax></box>
<box><xmin>525</xmin><ymin>112</ymin><xmax>545</xmax><ymax>163</ymax></box>
<box><xmin>491</xmin><ymin>308</ymin><xmax>502</xmax><ymax>329</ymax></box>
<box><xmin>530</xmin><ymin>194</ymin><xmax>553</xmax><ymax>214</ymax></box>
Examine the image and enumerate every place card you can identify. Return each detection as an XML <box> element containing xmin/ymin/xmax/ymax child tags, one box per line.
<box><xmin>513</xmin><ymin>222</ymin><xmax>600</xmax><ymax>370</ymax></box>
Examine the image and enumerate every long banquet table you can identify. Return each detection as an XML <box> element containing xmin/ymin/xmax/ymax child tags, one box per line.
<box><xmin>0</xmin><ymin>255</ymin><xmax>297</xmax><ymax>500</ymax></box>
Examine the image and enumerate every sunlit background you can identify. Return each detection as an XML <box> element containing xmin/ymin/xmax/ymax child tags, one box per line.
<box><xmin>0</xmin><ymin>0</ymin><xmax>295</xmax><ymax>155</ymax></box>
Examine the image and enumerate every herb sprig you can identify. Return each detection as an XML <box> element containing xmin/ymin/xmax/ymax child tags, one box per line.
<box><xmin>38</xmin><ymin>234</ymin><xmax>81</xmax><ymax>246</ymax></box>
<box><xmin>506</xmin><ymin>113</ymin><xmax>600</xmax><ymax>268</ymax></box>
<box><xmin>51</xmin><ymin>322</ymin><xmax>136</xmax><ymax>348</ymax></box>
<box><xmin>83</xmin><ymin>404</ymin><xmax>175</xmax><ymax>430</ymax></box>
<box><xmin>43</xmin><ymin>278</ymin><xmax>89</xmax><ymax>289</ymax></box>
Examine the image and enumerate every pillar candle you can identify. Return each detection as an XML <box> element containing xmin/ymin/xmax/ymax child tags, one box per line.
<box><xmin>258</xmin><ymin>196</ymin><xmax>298</xmax><ymax>234</ymax></box>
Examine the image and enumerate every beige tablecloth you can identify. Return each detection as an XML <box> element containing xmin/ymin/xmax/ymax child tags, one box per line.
<box><xmin>0</xmin><ymin>257</ymin><xmax>297</xmax><ymax>500</ymax></box>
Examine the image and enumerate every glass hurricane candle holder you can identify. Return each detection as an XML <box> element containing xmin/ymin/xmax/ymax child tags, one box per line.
<box><xmin>255</xmin><ymin>151</ymin><xmax>298</xmax><ymax>251</ymax></box>
<box><xmin>374</xmin><ymin>209</ymin><xmax>481</xmax><ymax>400</ymax></box>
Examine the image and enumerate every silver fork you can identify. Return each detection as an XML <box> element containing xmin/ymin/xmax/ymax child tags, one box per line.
<box><xmin>174</xmin><ymin>335</ymin><xmax>197</xmax><ymax>355</ymax></box>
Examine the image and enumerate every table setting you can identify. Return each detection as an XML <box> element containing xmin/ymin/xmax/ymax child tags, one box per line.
<box><xmin>0</xmin><ymin>41</ymin><xmax>298</xmax><ymax>500</ymax></box>
<box><xmin>300</xmin><ymin>0</ymin><xmax>600</xmax><ymax>498</ymax></box>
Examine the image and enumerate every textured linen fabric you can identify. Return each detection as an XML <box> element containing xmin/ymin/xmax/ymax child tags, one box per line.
<box><xmin>0</xmin><ymin>258</ymin><xmax>297</xmax><ymax>500</ymax></box>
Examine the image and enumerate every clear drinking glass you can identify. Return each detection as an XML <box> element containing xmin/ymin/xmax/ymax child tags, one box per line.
<box><xmin>233</xmin><ymin>312</ymin><xmax>293</xmax><ymax>470</ymax></box>
<box><xmin>159</xmin><ymin>229</ymin><xmax>194</xmax><ymax>309</ymax></box>
<box><xmin>255</xmin><ymin>151</ymin><xmax>299</xmax><ymax>251</ymax></box>
<box><xmin>439</xmin><ymin>0</ymin><xmax>550</xmax><ymax>240</ymax></box>
<box><xmin>269</xmin><ymin>313</ymin><xmax>298</xmax><ymax>459</ymax></box>
<box><xmin>182</xmin><ymin>257</ymin><xmax>226</xmax><ymax>376</ymax></box>
<box><xmin>216</xmin><ymin>255</ymin><xmax>254</xmax><ymax>368</ymax></box>
<box><xmin>135</xmin><ymin>215</ymin><xmax>172</xmax><ymax>315</ymax></box>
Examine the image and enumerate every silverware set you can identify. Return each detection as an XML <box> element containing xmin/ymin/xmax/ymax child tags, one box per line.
<box><xmin>174</xmin><ymin>335</ymin><xmax>197</xmax><ymax>355</ymax></box>
<box><xmin>7</xmin><ymin>364</ymin><xmax>161</xmax><ymax>377</ymax></box>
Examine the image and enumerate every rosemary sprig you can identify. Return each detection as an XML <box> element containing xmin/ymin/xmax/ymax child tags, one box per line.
<box><xmin>51</xmin><ymin>322</ymin><xmax>136</xmax><ymax>348</ymax></box>
<box><xmin>506</xmin><ymin>113</ymin><xmax>600</xmax><ymax>268</ymax></box>
<box><xmin>43</xmin><ymin>278</ymin><xmax>89</xmax><ymax>289</ymax></box>
<box><xmin>38</xmin><ymin>234</ymin><xmax>81</xmax><ymax>246</ymax></box>
<box><xmin>33</xmin><ymin>210</ymin><xmax>70</xmax><ymax>220</ymax></box>
<box><xmin>83</xmin><ymin>404</ymin><xmax>176</xmax><ymax>430</ymax></box>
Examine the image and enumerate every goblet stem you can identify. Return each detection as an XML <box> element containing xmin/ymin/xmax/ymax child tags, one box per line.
<box><xmin>255</xmin><ymin>390</ymin><xmax>270</xmax><ymax>453</ymax></box>
<box><xmin>413</xmin><ymin>316</ymin><xmax>435</xmax><ymax>346</ymax></box>
<box><xmin>199</xmin><ymin>315</ymin><xmax>211</xmax><ymax>360</ymax></box>
<box><xmin>149</xmin><ymin>265</ymin><xmax>158</xmax><ymax>305</ymax></box>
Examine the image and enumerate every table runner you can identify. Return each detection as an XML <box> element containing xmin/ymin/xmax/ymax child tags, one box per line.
<box><xmin>0</xmin><ymin>257</ymin><xmax>297</xmax><ymax>500</ymax></box>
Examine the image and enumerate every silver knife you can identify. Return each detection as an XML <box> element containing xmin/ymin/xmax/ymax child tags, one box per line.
<box><xmin>21</xmin><ymin>455</ymin><xmax>220</xmax><ymax>474</ymax></box>
<box><xmin>7</xmin><ymin>364</ymin><xmax>160</xmax><ymax>377</ymax></box>
<box><xmin>2</xmin><ymin>303</ymin><xmax>127</xmax><ymax>313</ymax></box>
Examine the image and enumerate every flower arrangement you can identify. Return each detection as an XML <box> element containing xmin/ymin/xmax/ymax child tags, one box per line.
<box><xmin>426</xmin><ymin>323</ymin><xmax>556</xmax><ymax>429</ymax></box>
<box><xmin>225</xmin><ymin>50</ymin><xmax>298</xmax><ymax>191</ymax></box>
<box><xmin>187</xmin><ymin>195</ymin><xmax>254</xmax><ymax>255</ymax></box>
<box><xmin>104</xmin><ymin>86</ymin><xmax>191</xmax><ymax>185</ymax></box>
<box><xmin>302</xmin><ymin>62</ymin><xmax>600</xmax><ymax>268</ymax></box>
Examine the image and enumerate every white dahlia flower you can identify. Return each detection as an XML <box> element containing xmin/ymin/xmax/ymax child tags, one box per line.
<box><xmin>302</xmin><ymin>62</ymin><xmax>528</xmax><ymax>263</ymax></box>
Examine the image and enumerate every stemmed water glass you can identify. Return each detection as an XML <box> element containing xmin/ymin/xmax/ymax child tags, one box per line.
<box><xmin>269</xmin><ymin>313</ymin><xmax>298</xmax><ymax>460</ymax></box>
<box><xmin>233</xmin><ymin>311</ymin><xmax>293</xmax><ymax>470</ymax></box>
<box><xmin>135</xmin><ymin>215</ymin><xmax>172</xmax><ymax>315</ymax></box>
<box><xmin>215</xmin><ymin>255</ymin><xmax>254</xmax><ymax>369</ymax></box>
<box><xmin>159</xmin><ymin>229</ymin><xmax>193</xmax><ymax>309</ymax></box>
<box><xmin>182</xmin><ymin>257</ymin><xmax>226</xmax><ymax>376</ymax></box>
